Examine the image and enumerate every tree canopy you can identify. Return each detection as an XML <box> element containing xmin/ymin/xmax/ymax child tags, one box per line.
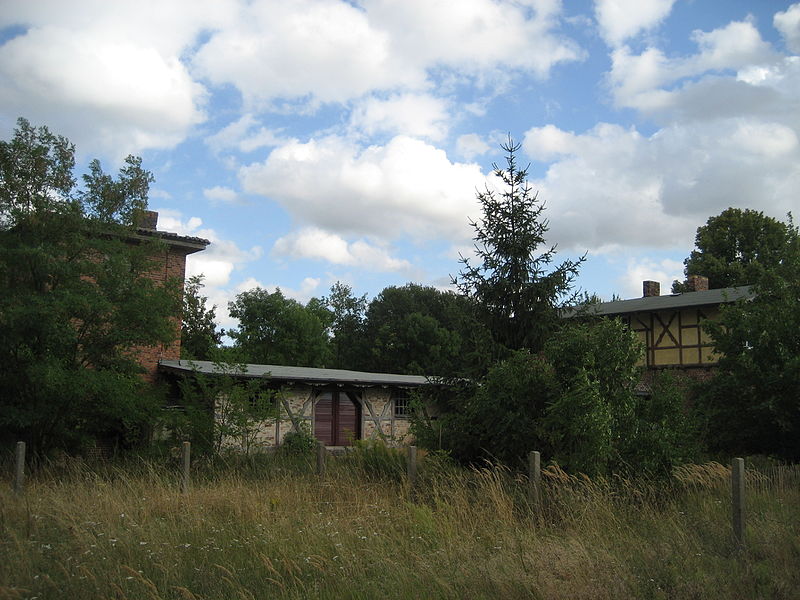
<box><xmin>227</xmin><ymin>287</ymin><xmax>331</xmax><ymax>367</ymax></box>
<box><xmin>696</xmin><ymin>241</ymin><xmax>800</xmax><ymax>461</ymax></box>
<box><xmin>0</xmin><ymin>118</ymin><xmax>180</xmax><ymax>454</ymax></box>
<box><xmin>181</xmin><ymin>275</ymin><xmax>223</xmax><ymax>360</ymax></box>
<box><xmin>673</xmin><ymin>207</ymin><xmax>798</xmax><ymax>291</ymax></box>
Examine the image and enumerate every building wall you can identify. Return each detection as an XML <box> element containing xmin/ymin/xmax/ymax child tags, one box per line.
<box><xmin>133</xmin><ymin>243</ymin><xmax>195</xmax><ymax>383</ymax></box>
<box><xmin>624</xmin><ymin>305</ymin><xmax>721</xmax><ymax>369</ymax></box>
<box><xmin>218</xmin><ymin>384</ymin><xmax>413</xmax><ymax>452</ymax></box>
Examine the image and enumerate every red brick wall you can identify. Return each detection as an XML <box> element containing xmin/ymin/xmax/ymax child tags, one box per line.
<box><xmin>133</xmin><ymin>243</ymin><xmax>193</xmax><ymax>383</ymax></box>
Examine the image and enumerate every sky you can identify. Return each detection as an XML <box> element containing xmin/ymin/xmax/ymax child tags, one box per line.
<box><xmin>1</xmin><ymin>0</ymin><xmax>798</xmax><ymax>331</ymax></box>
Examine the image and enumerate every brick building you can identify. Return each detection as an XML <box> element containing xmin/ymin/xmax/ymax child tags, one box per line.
<box><xmin>132</xmin><ymin>211</ymin><xmax>209</xmax><ymax>381</ymax></box>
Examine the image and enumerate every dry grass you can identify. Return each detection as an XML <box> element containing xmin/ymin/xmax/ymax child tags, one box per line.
<box><xmin>1</xmin><ymin>454</ymin><xmax>798</xmax><ymax>599</ymax></box>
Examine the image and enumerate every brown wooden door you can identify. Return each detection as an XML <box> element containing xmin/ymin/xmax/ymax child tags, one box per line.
<box><xmin>314</xmin><ymin>391</ymin><xmax>361</xmax><ymax>446</ymax></box>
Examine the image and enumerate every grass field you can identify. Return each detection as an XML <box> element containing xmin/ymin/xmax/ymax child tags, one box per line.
<box><xmin>1</xmin><ymin>449</ymin><xmax>799</xmax><ymax>600</ymax></box>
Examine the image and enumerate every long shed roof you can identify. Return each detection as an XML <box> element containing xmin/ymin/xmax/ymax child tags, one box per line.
<box><xmin>159</xmin><ymin>359</ymin><xmax>433</xmax><ymax>387</ymax></box>
<box><xmin>565</xmin><ymin>285</ymin><xmax>753</xmax><ymax>317</ymax></box>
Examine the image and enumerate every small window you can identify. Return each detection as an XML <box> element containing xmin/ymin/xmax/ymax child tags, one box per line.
<box><xmin>393</xmin><ymin>390</ymin><xmax>411</xmax><ymax>418</ymax></box>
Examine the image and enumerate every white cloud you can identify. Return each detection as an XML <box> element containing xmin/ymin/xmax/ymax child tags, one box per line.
<box><xmin>608</xmin><ymin>19</ymin><xmax>778</xmax><ymax>112</ymax></box>
<box><xmin>192</xmin><ymin>0</ymin><xmax>583</xmax><ymax>110</ymax></box>
<box><xmin>617</xmin><ymin>257</ymin><xmax>684</xmax><ymax>299</ymax></box>
<box><xmin>523</xmin><ymin>116</ymin><xmax>800</xmax><ymax>253</ymax></box>
<box><xmin>155</xmin><ymin>209</ymin><xmax>262</xmax><ymax>289</ymax></box>
<box><xmin>239</xmin><ymin>135</ymin><xmax>487</xmax><ymax>242</ymax></box>
<box><xmin>205</xmin><ymin>114</ymin><xmax>286</xmax><ymax>154</ymax></box>
<box><xmin>0</xmin><ymin>1</ymin><xmax>220</xmax><ymax>158</ymax></box>
<box><xmin>272</xmin><ymin>227</ymin><xmax>413</xmax><ymax>273</ymax></box>
<box><xmin>594</xmin><ymin>0</ymin><xmax>676</xmax><ymax>47</ymax></box>
<box><xmin>349</xmin><ymin>93</ymin><xmax>451</xmax><ymax>141</ymax></box>
<box><xmin>456</xmin><ymin>133</ymin><xmax>491</xmax><ymax>160</ymax></box>
<box><xmin>203</xmin><ymin>186</ymin><xmax>239</xmax><ymax>204</ymax></box>
<box><xmin>775</xmin><ymin>3</ymin><xmax>800</xmax><ymax>54</ymax></box>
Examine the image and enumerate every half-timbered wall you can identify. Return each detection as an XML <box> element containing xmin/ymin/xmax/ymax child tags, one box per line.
<box><xmin>218</xmin><ymin>384</ymin><xmax>413</xmax><ymax>451</ymax></box>
<box><xmin>624</xmin><ymin>306</ymin><xmax>720</xmax><ymax>368</ymax></box>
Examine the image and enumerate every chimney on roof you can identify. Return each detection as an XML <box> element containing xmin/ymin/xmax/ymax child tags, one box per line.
<box><xmin>686</xmin><ymin>275</ymin><xmax>709</xmax><ymax>292</ymax></box>
<box><xmin>139</xmin><ymin>210</ymin><xmax>158</xmax><ymax>230</ymax></box>
<box><xmin>643</xmin><ymin>280</ymin><xmax>660</xmax><ymax>297</ymax></box>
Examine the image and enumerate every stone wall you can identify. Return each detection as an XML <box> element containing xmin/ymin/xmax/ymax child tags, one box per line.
<box><xmin>217</xmin><ymin>384</ymin><xmax>414</xmax><ymax>451</ymax></box>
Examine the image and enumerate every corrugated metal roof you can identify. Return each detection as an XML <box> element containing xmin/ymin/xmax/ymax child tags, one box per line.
<box><xmin>158</xmin><ymin>359</ymin><xmax>433</xmax><ymax>387</ymax></box>
<box><xmin>565</xmin><ymin>285</ymin><xmax>753</xmax><ymax>317</ymax></box>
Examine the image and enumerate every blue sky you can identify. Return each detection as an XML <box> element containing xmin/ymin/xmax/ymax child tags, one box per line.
<box><xmin>1</xmin><ymin>0</ymin><xmax>798</xmax><ymax>330</ymax></box>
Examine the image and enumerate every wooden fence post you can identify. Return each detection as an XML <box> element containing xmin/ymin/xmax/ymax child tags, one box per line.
<box><xmin>14</xmin><ymin>441</ymin><xmax>25</xmax><ymax>496</ymax></box>
<box><xmin>732</xmin><ymin>457</ymin><xmax>745</xmax><ymax>548</ymax></box>
<box><xmin>528</xmin><ymin>450</ymin><xmax>541</xmax><ymax>511</ymax></box>
<box><xmin>316</xmin><ymin>441</ymin><xmax>326</xmax><ymax>476</ymax></box>
<box><xmin>407</xmin><ymin>445</ymin><xmax>417</xmax><ymax>491</ymax></box>
<box><xmin>181</xmin><ymin>441</ymin><xmax>191</xmax><ymax>495</ymax></box>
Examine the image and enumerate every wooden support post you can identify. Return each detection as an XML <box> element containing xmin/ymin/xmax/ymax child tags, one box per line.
<box><xmin>316</xmin><ymin>441</ymin><xmax>326</xmax><ymax>477</ymax></box>
<box><xmin>528</xmin><ymin>450</ymin><xmax>541</xmax><ymax>511</ymax></box>
<box><xmin>14</xmin><ymin>441</ymin><xmax>25</xmax><ymax>496</ymax></box>
<box><xmin>407</xmin><ymin>445</ymin><xmax>417</xmax><ymax>490</ymax></box>
<box><xmin>732</xmin><ymin>457</ymin><xmax>745</xmax><ymax>548</ymax></box>
<box><xmin>181</xmin><ymin>441</ymin><xmax>191</xmax><ymax>495</ymax></box>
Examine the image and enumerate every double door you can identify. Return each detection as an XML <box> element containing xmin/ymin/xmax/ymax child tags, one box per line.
<box><xmin>314</xmin><ymin>391</ymin><xmax>361</xmax><ymax>446</ymax></box>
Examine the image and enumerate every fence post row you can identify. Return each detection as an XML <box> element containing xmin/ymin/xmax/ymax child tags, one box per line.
<box><xmin>181</xmin><ymin>441</ymin><xmax>191</xmax><ymax>495</ymax></box>
<box><xmin>14</xmin><ymin>441</ymin><xmax>25</xmax><ymax>496</ymax></box>
<box><xmin>316</xmin><ymin>440</ymin><xmax>326</xmax><ymax>476</ymax></box>
<box><xmin>731</xmin><ymin>457</ymin><xmax>745</xmax><ymax>549</ymax></box>
<box><xmin>528</xmin><ymin>450</ymin><xmax>541</xmax><ymax>511</ymax></box>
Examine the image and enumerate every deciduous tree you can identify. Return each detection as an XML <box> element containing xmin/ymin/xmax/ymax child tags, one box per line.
<box><xmin>227</xmin><ymin>287</ymin><xmax>331</xmax><ymax>367</ymax></box>
<box><xmin>673</xmin><ymin>207</ymin><xmax>798</xmax><ymax>291</ymax></box>
<box><xmin>181</xmin><ymin>275</ymin><xmax>223</xmax><ymax>360</ymax></box>
<box><xmin>0</xmin><ymin>118</ymin><xmax>180</xmax><ymax>454</ymax></box>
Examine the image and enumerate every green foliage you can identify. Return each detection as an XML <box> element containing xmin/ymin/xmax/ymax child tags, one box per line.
<box><xmin>227</xmin><ymin>287</ymin><xmax>331</xmax><ymax>367</ymax></box>
<box><xmin>173</xmin><ymin>357</ymin><xmax>279</xmax><ymax>456</ymax></box>
<box><xmin>454</xmin><ymin>136</ymin><xmax>584</xmax><ymax>353</ymax></box>
<box><xmin>279</xmin><ymin>427</ymin><xmax>317</xmax><ymax>456</ymax></box>
<box><xmin>417</xmin><ymin>350</ymin><xmax>559</xmax><ymax>467</ymax></box>
<box><xmin>323</xmin><ymin>281</ymin><xmax>367</xmax><ymax>369</ymax></box>
<box><xmin>360</xmin><ymin>283</ymin><xmax>494</xmax><ymax>377</ymax></box>
<box><xmin>673</xmin><ymin>207</ymin><xmax>798</xmax><ymax>291</ymax></box>
<box><xmin>696</xmin><ymin>253</ymin><xmax>800</xmax><ymax>460</ymax></box>
<box><xmin>0</xmin><ymin>118</ymin><xmax>180</xmax><ymax>455</ymax></box>
<box><xmin>180</xmin><ymin>275</ymin><xmax>223</xmax><ymax>360</ymax></box>
<box><xmin>625</xmin><ymin>371</ymin><xmax>703</xmax><ymax>473</ymax></box>
<box><xmin>418</xmin><ymin>317</ymin><xmax>700</xmax><ymax>475</ymax></box>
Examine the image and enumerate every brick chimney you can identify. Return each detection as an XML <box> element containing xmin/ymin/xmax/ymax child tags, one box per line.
<box><xmin>139</xmin><ymin>210</ymin><xmax>159</xmax><ymax>230</ymax></box>
<box><xmin>686</xmin><ymin>275</ymin><xmax>709</xmax><ymax>292</ymax></box>
<box><xmin>643</xmin><ymin>280</ymin><xmax>660</xmax><ymax>297</ymax></box>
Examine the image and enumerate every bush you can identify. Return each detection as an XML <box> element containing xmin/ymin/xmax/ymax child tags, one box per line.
<box><xmin>279</xmin><ymin>428</ymin><xmax>317</xmax><ymax>456</ymax></box>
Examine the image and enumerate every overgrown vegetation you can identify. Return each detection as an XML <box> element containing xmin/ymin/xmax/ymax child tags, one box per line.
<box><xmin>2</xmin><ymin>456</ymin><xmax>798</xmax><ymax>600</ymax></box>
<box><xmin>0</xmin><ymin>118</ymin><xmax>181</xmax><ymax>456</ymax></box>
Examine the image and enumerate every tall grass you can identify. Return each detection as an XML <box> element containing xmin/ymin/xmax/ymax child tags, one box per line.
<box><xmin>1</xmin><ymin>452</ymin><xmax>798</xmax><ymax>599</ymax></box>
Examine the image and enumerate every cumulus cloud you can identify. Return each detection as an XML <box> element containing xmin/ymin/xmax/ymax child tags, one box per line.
<box><xmin>456</xmin><ymin>133</ymin><xmax>491</xmax><ymax>160</ymax></box>
<box><xmin>0</xmin><ymin>1</ymin><xmax>217</xmax><ymax>158</ymax></box>
<box><xmin>594</xmin><ymin>0</ymin><xmax>676</xmax><ymax>47</ymax></box>
<box><xmin>155</xmin><ymin>209</ymin><xmax>262</xmax><ymax>289</ymax></box>
<box><xmin>192</xmin><ymin>0</ymin><xmax>583</xmax><ymax>109</ymax></box>
<box><xmin>349</xmin><ymin>93</ymin><xmax>451</xmax><ymax>141</ymax></box>
<box><xmin>775</xmin><ymin>3</ymin><xmax>800</xmax><ymax>53</ymax></box>
<box><xmin>239</xmin><ymin>134</ymin><xmax>487</xmax><ymax>242</ymax></box>
<box><xmin>608</xmin><ymin>19</ymin><xmax>778</xmax><ymax>112</ymax></box>
<box><xmin>205</xmin><ymin>114</ymin><xmax>286</xmax><ymax>154</ymax></box>
<box><xmin>272</xmin><ymin>227</ymin><xmax>413</xmax><ymax>273</ymax></box>
<box><xmin>203</xmin><ymin>186</ymin><xmax>239</xmax><ymax>204</ymax></box>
